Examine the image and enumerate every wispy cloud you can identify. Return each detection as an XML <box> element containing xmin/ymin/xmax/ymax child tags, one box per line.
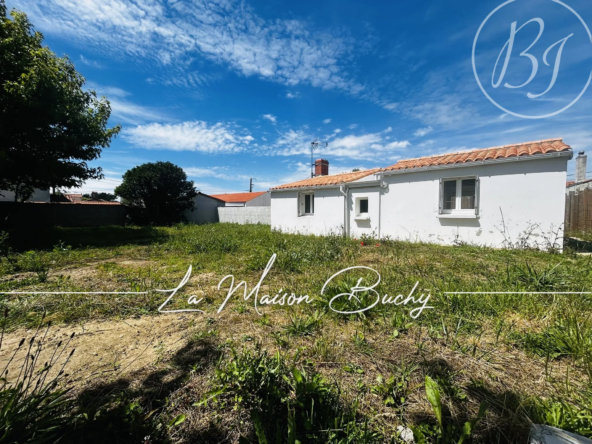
<box><xmin>262</xmin><ymin>114</ymin><xmax>277</xmax><ymax>123</ymax></box>
<box><xmin>184</xmin><ymin>166</ymin><xmax>251</xmax><ymax>181</ymax></box>
<box><xmin>66</xmin><ymin>174</ymin><xmax>122</xmax><ymax>195</ymax></box>
<box><xmin>123</xmin><ymin>121</ymin><xmax>254</xmax><ymax>152</ymax></box>
<box><xmin>19</xmin><ymin>0</ymin><xmax>363</xmax><ymax>94</ymax></box>
<box><xmin>79</xmin><ymin>54</ymin><xmax>102</xmax><ymax>68</ymax></box>
<box><xmin>323</xmin><ymin>118</ymin><xmax>332</xmax><ymax>124</ymax></box>
<box><xmin>269</xmin><ymin>126</ymin><xmax>409</xmax><ymax>160</ymax></box>
<box><xmin>108</xmin><ymin>98</ymin><xmax>168</xmax><ymax>125</ymax></box>
<box><xmin>286</xmin><ymin>91</ymin><xmax>300</xmax><ymax>99</ymax></box>
<box><xmin>414</xmin><ymin>126</ymin><xmax>433</xmax><ymax>137</ymax></box>
<box><xmin>84</xmin><ymin>82</ymin><xmax>167</xmax><ymax>124</ymax></box>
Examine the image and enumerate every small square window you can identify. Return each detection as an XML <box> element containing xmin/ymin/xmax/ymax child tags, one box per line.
<box><xmin>359</xmin><ymin>198</ymin><xmax>368</xmax><ymax>214</ymax></box>
<box><xmin>355</xmin><ymin>197</ymin><xmax>369</xmax><ymax>217</ymax></box>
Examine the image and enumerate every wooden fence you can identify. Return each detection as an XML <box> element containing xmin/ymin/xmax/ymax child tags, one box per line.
<box><xmin>565</xmin><ymin>188</ymin><xmax>592</xmax><ymax>233</ymax></box>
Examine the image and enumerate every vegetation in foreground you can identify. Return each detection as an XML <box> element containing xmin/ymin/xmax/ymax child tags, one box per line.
<box><xmin>0</xmin><ymin>223</ymin><xmax>591</xmax><ymax>443</ymax></box>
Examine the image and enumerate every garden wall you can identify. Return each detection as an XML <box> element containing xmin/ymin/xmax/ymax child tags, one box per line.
<box><xmin>0</xmin><ymin>202</ymin><xmax>128</xmax><ymax>228</ymax></box>
<box><xmin>217</xmin><ymin>206</ymin><xmax>270</xmax><ymax>225</ymax></box>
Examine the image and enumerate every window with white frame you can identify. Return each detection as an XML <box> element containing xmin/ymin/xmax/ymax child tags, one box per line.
<box><xmin>439</xmin><ymin>177</ymin><xmax>479</xmax><ymax>215</ymax></box>
<box><xmin>299</xmin><ymin>192</ymin><xmax>314</xmax><ymax>216</ymax></box>
<box><xmin>355</xmin><ymin>197</ymin><xmax>369</xmax><ymax>217</ymax></box>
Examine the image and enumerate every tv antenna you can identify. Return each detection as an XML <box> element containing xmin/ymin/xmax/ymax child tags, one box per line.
<box><xmin>311</xmin><ymin>138</ymin><xmax>328</xmax><ymax>178</ymax></box>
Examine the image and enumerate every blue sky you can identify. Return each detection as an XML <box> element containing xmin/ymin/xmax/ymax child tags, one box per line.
<box><xmin>8</xmin><ymin>0</ymin><xmax>592</xmax><ymax>194</ymax></box>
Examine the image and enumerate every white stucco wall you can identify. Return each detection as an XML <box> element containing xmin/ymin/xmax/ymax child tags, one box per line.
<box><xmin>184</xmin><ymin>194</ymin><xmax>224</xmax><ymax>224</ymax></box>
<box><xmin>348</xmin><ymin>187</ymin><xmax>380</xmax><ymax>238</ymax></box>
<box><xmin>379</xmin><ymin>157</ymin><xmax>567</xmax><ymax>247</ymax></box>
<box><xmin>271</xmin><ymin>156</ymin><xmax>568</xmax><ymax>249</ymax></box>
<box><xmin>271</xmin><ymin>188</ymin><xmax>344</xmax><ymax>235</ymax></box>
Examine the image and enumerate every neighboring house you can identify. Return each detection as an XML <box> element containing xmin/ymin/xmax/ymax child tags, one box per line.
<box><xmin>210</xmin><ymin>191</ymin><xmax>270</xmax><ymax>207</ymax></box>
<box><xmin>270</xmin><ymin>139</ymin><xmax>572</xmax><ymax>247</ymax></box>
<box><xmin>0</xmin><ymin>189</ymin><xmax>50</xmax><ymax>202</ymax></box>
<box><xmin>64</xmin><ymin>193</ymin><xmax>83</xmax><ymax>202</ymax></box>
<box><xmin>566</xmin><ymin>151</ymin><xmax>592</xmax><ymax>193</ymax></box>
<box><xmin>184</xmin><ymin>192</ymin><xmax>226</xmax><ymax>224</ymax></box>
<box><xmin>56</xmin><ymin>193</ymin><xmax>121</xmax><ymax>205</ymax></box>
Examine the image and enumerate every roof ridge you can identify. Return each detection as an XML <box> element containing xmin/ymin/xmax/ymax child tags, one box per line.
<box><xmin>397</xmin><ymin>138</ymin><xmax>564</xmax><ymax>163</ymax></box>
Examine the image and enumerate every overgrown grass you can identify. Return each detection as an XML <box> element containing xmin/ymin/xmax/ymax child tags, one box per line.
<box><xmin>0</xmin><ymin>223</ymin><xmax>591</xmax><ymax>442</ymax></box>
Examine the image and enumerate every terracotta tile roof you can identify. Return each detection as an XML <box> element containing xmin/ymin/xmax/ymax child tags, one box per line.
<box><xmin>64</xmin><ymin>193</ymin><xmax>83</xmax><ymax>202</ymax></box>
<box><xmin>73</xmin><ymin>201</ymin><xmax>121</xmax><ymax>205</ymax></box>
<box><xmin>210</xmin><ymin>191</ymin><xmax>267</xmax><ymax>203</ymax></box>
<box><xmin>271</xmin><ymin>169</ymin><xmax>379</xmax><ymax>190</ymax></box>
<box><xmin>383</xmin><ymin>138</ymin><xmax>571</xmax><ymax>172</ymax></box>
<box><xmin>567</xmin><ymin>178</ymin><xmax>592</xmax><ymax>187</ymax></box>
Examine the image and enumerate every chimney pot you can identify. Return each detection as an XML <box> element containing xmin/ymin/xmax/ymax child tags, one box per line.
<box><xmin>576</xmin><ymin>151</ymin><xmax>587</xmax><ymax>183</ymax></box>
<box><xmin>314</xmin><ymin>159</ymin><xmax>329</xmax><ymax>176</ymax></box>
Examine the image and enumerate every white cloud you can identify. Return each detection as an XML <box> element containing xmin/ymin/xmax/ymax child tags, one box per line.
<box><xmin>66</xmin><ymin>174</ymin><xmax>122</xmax><ymax>195</ymax></box>
<box><xmin>85</xmin><ymin>82</ymin><xmax>129</xmax><ymax>98</ymax></box>
<box><xmin>334</xmin><ymin>129</ymin><xmax>342</xmax><ymax>134</ymax></box>
<box><xmin>383</xmin><ymin>103</ymin><xmax>398</xmax><ymax>111</ymax></box>
<box><xmin>262</xmin><ymin>114</ymin><xmax>277</xmax><ymax>123</ymax></box>
<box><xmin>269</xmin><ymin>127</ymin><xmax>410</xmax><ymax>160</ymax></box>
<box><xmin>184</xmin><ymin>167</ymin><xmax>251</xmax><ymax>181</ymax></box>
<box><xmin>84</xmin><ymin>82</ymin><xmax>167</xmax><ymax>124</ymax></box>
<box><xmin>19</xmin><ymin>0</ymin><xmax>363</xmax><ymax>94</ymax></box>
<box><xmin>286</xmin><ymin>91</ymin><xmax>300</xmax><ymax>99</ymax></box>
<box><xmin>107</xmin><ymin>98</ymin><xmax>167</xmax><ymax>125</ymax></box>
<box><xmin>123</xmin><ymin>121</ymin><xmax>254</xmax><ymax>152</ymax></box>
<box><xmin>79</xmin><ymin>54</ymin><xmax>102</xmax><ymax>68</ymax></box>
<box><xmin>323</xmin><ymin>118</ymin><xmax>332</xmax><ymax>124</ymax></box>
<box><xmin>348</xmin><ymin>124</ymin><xmax>358</xmax><ymax>130</ymax></box>
<box><xmin>414</xmin><ymin>126</ymin><xmax>433</xmax><ymax>137</ymax></box>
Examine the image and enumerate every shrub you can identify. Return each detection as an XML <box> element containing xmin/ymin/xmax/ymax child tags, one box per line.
<box><xmin>0</xmin><ymin>312</ymin><xmax>76</xmax><ymax>443</ymax></box>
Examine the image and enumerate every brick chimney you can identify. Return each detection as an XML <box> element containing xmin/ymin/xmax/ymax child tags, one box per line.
<box><xmin>314</xmin><ymin>159</ymin><xmax>329</xmax><ymax>176</ymax></box>
<box><xmin>576</xmin><ymin>151</ymin><xmax>587</xmax><ymax>183</ymax></box>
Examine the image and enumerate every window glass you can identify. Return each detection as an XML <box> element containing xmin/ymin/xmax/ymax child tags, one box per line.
<box><xmin>443</xmin><ymin>180</ymin><xmax>456</xmax><ymax>210</ymax></box>
<box><xmin>359</xmin><ymin>198</ymin><xmax>368</xmax><ymax>214</ymax></box>
<box><xmin>461</xmin><ymin>179</ymin><xmax>476</xmax><ymax>209</ymax></box>
<box><xmin>304</xmin><ymin>194</ymin><xmax>311</xmax><ymax>214</ymax></box>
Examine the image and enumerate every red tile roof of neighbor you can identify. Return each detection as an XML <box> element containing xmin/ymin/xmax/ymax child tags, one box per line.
<box><xmin>270</xmin><ymin>169</ymin><xmax>379</xmax><ymax>190</ymax></box>
<box><xmin>271</xmin><ymin>139</ymin><xmax>572</xmax><ymax>190</ymax></box>
<box><xmin>383</xmin><ymin>138</ymin><xmax>571</xmax><ymax>171</ymax></box>
<box><xmin>210</xmin><ymin>191</ymin><xmax>267</xmax><ymax>203</ymax></box>
<box><xmin>64</xmin><ymin>193</ymin><xmax>82</xmax><ymax>202</ymax></box>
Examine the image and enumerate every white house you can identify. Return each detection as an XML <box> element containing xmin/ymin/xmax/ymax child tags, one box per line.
<box><xmin>270</xmin><ymin>139</ymin><xmax>572</xmax><ymax>248</ymax></box>
<box><xmin>210</xmin><ymin>191</ymin><xmax>271</xmax><ymax>207</ymax></box>
<box><xmin>0</xmin><ymin>189</ymin><xmax>50</xmax><ymax>202</ymax></box>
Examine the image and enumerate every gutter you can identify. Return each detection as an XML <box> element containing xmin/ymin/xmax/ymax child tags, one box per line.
<box><xmin>375</xmin><ymin>151</ymin><xmax>573</xmax><ymax>178</ymax></box>
<box><xmin>270</xmin><ymin>179</ymin><xmax>381</xmax><ymax>193</ymax></box>
<box><xmin>339</xmin><ymin>185</ymin><xmax>348</xmax><ymax>237</ymax></box>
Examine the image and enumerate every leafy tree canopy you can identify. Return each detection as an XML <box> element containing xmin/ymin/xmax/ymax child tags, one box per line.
<box><xmin>0</xmin><ymin>0</ymin><xmax>120</xmax><ymax>201</ymax></box>
<box><xmin>114</xmin><ymin>162</ymin><xmax>198</xmax><ymax>225</ymax></box>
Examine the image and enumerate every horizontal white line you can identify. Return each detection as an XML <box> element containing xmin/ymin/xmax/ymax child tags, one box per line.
<box><xmin>445</xmin><ymin>292</ymin><xmax>591</xmax><ymax>294</ymax></box>
<box><xmin>0</xmin><ymin>291</ymin><xmax>149</xmax><ymax>295</ymax></box>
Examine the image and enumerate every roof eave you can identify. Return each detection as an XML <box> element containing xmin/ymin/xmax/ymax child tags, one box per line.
<box><xmin>270</xmin><ymin>179</ymin><xmax>382</xmax><ymax>193</ymax></box>
<box><xmin>377</xmin><ymin>150</ymin><xmax>573</xmax><ymax>177</ymax></box>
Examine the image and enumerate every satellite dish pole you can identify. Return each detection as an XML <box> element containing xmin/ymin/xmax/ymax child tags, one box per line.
<box><xmin>310</xmin><ymin>139</ymin><xmax>328</xmax><ymax>178</ymax></box>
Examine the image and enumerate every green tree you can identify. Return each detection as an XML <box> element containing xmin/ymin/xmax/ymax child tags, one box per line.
<box><xmin>115</xmin><ymin>162</ymin><xmax>198</xmax><ymax>225</ymax></box>
<box><xmin>0</xmin><ymin>1</ymin><xmax>120</xmax><ymax>201</ymax></box>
